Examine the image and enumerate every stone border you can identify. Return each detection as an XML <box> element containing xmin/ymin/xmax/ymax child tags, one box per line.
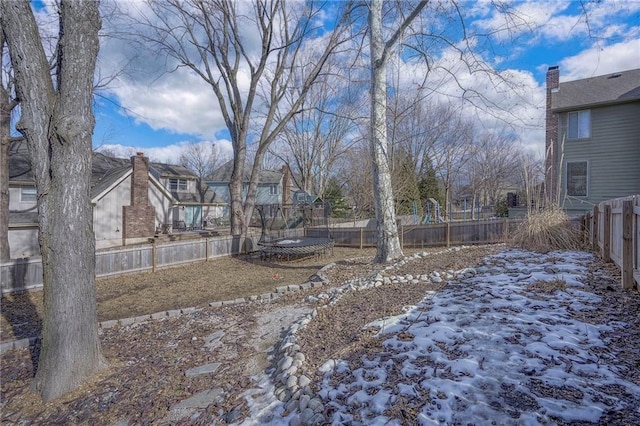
<box><xmin>0</xmin><ymin>264</ymin><xmax>337</xmax><ymax>355</ymax></box>
<box><xmin>269</xmin><ymin>246</ymin><xmax>480</xmax><ymax>425</ymax></box>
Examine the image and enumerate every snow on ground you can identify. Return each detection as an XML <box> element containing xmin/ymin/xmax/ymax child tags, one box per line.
<box><xmin>317</xmin><ymin>249</ymin><xmax>640</xmax><ymax>425</ymax></box>
<box><xmin>244</xmin><ymin>249</ymin><xmax>640</xmax><ymax>425</ymax></box>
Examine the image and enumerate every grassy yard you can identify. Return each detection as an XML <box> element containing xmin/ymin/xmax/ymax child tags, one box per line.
<box><xmin>1</xmin><ymin>247</ymin><xmax>390</xmax><ymax>341</ymax></box>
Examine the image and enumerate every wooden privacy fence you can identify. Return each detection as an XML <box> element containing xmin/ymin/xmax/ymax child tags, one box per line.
<box><xmin>2</xmin><ymin>219</ymin><xmax>526</xmax><ymax>293</ymax></box>
<box><xmin>313</xmin><ymin>218</ymin><xmax>523</xmax><ymax>249</ymax></box>
<box><xmin>1</xmin><ymin>233</ymin><xmax>260</xmax><ymax>293</ymax></box>
<box><xmin>584</xmin><ymin>194</ymin><xmax>639</xmax><ymax>289</ymax></box>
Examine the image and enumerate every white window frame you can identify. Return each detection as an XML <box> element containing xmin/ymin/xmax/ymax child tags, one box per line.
<box><xmin>169</xmin><ymin>178</ymin><xmax>188</xmax><ymax>192</ymax></box>
<box><xmin>20</xmin><ymin>186</ymin><xmax>37</xmax><ymax>202</ymax></box>
<box><xmin>566</xmin><ymin>161</ymin><xmax>588</xmax><ymax>197</ymax></box>
<box><xmin>269</xmin><ymin>184</ymin><xmax>278</xmax><ymax>195</ymax></box>
<box><xmin>567</xmin><ymin>110</ymin><xmax>590</xmax><ymax>139</ymax></box>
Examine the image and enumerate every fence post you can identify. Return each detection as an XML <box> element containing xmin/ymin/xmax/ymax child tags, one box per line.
<box><xmin>622</xmin><ymin>200</ymin><xmax>634</xmax><ymax>289</ymax></box>
<box><xmin>503</xmin><ymin>218</ymin><xmax>509</xmax><ymax>241</ymax></box>
<box><xmin>582</xmin><ymin>212</ymin><xmax>591</xmax><ymax>246</ymax></box>
<box><xmin>359</xmin><ymin>228</ymin><xmax>363</xmax><ymax>250</ymax></box>
<box><xmin>603</xmin><ymin>204</ymin><xmax>611</xmax><ymax>262</ymax></box>
<box><xmin>152</xmin><ymin>240</ymin><xmax>157</xmax><ymax>272</ymax></box>
<box><xmin>446</xmin><ymin>222</ymin><xmax>451</xmax><ymax>247</ymax></box>
<box><xmin>205</xmin><ymin>238</ymin><xmax>209</xmax><ymax>261</ymax></box>
<box><xmin>592</xmin><ymin>205</ymin><xmax>599</xmax><ymax>254</ymax></box>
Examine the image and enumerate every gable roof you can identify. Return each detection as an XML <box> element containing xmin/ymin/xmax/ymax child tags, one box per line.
<box><xmin>551</xmin><ymin>68</ymin><xmax>640</xmax><ymax>112</ymax></box>
<box><xmin>90</xmin><ymin>166</ymin><xmax>132</xmax><ymax>202</ymax></box>
<box><xmin>8</xmin><ymin>144</ymin><xmax>225</xmax><ymax>205</ymax></box>
<box><xmin>208</xmin><ymin>160</ymin><xmax>283</xmax><ymax>184</ymax></box>
<box><xmin>150</xmin><ymin>162</ymin><xmax>197</xmax><ymax>179</ymax></box>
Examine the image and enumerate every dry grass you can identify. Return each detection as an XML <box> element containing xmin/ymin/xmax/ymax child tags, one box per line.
<box><xmin>0</xmin><ymin>248</ymin><xmax>363</xmax><ymax>341</ymax></box>
<box><xmin>510</xmin><ymin>207</ymin><xmax>586</xmax><ymax>253</ymax></box>
<box><xmin>526</xmin><ymin>278</ymin><xmax>568</xmax><ymax>294</ymax></box>
<box><xmin>1</xmin><ymin>247</ymin><xmax>422</xmax><ymax>342</ymax></box>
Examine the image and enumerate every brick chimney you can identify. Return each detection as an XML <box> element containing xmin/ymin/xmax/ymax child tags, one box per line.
<box><xmin>545</xmin><ymin>66</ymin><xmax>560</xmax><ymax>204</ymax></box>
<box><xmin>281</xmin><ymin>165</ymin><xmax>292</xmax><ymax>206</ymax></box>
<box><xmin>122</xmin><ymin>152</ymin><xmax>156</xmax><ymax>241</ymax></box>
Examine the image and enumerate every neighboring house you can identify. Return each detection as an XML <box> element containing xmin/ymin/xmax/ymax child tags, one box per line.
<box><xmin>545</xmin><ymin>66</ymin><xmax>640</xmax><ymax>215</ymax></box>
<box><xmin>207</xmin><ymin>161</ymin><xmax>292</xmax><ymax>216</ymax></box>
<box><xmin>207</xmin><ymin>162</ymin><xmax>326</xmax><ymax>222</ymax></box>
<box><xmin>292</xmin><ymin>189</ymin><xmax>319</xmax><ymax>205</ymax></box>
<box><xmin>7</xmin><ymin>143</ymin><xmax>225</xmax><ymax>258</ymax></box>
<box><xmin>149</xmin><ymin>162</ymin><xmax>223</xmax><ymax>229</ymax></box>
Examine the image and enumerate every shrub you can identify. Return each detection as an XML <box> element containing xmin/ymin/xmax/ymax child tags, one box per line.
<box><xmin>510</xmin><ymin>207</ymin><xmax>586</xmax><ymax>252</ymax></box>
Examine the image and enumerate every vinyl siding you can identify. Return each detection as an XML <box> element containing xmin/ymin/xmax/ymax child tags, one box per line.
<box><xmin>94</xmin><ymin>177</ymin><xmax>131</xmax><ymax>247</ymax></box>
<box><xmin>559</xmin><ymin>102</ymin><xmax>640</xmax><ymax>214</ymax></box>
<box><xmin>8</xmin><ymin>186</ymin><xmax>37</xmax><ymax>214</ymax></box>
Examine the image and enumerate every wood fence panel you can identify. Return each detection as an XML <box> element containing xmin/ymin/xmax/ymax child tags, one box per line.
<box><xmin>95</xmin><ymin>246</ymin><xmax>153</xmax><ymax>278</ymax></box>
<box><xmin>591</xmin><ymin>194</ymin><xmax>640</xmax><ymax>290</ymax></box>
<box><xmin>635</xmin><ymin>201</ymin><xmax>640</xmax><ymax>287</ymax></box>
<box><xmin>603</xmin><ymin>204</ymin><xmax>612</xmax><ymax>262</ymax></box>
<box><xmin>329</xmin><ymin>228</ymin><xmax>378</xmax><ymax>247</ymax></box>
<box><xmin>610</xmin><ymin>203</ymin><xmax>623</xmax><ymax>266</ymax></box>
<box><xmin>156</xmin><ymin>240</ymin><xmax>206</xmax><ymax>268</ymax></box>
<box><xmin>0</xmin><ymin>257</ymin><xmax>44</xmax><ymax>291</ymax></box>
<box><xmin>401</xmin><ymin>224</ymin><xmax>447</xmax><ymax>248</ymax></box>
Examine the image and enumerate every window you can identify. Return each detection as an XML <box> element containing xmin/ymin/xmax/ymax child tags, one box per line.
<box><xmin>566</xmin><ymin>161</ymin><xmax>588</xmax><ymax>197</ymax></box>
<box><xmin>169</xmin><ymin>178</ymin><xmax>188</xmax><ymax>191</ymax></box>
<box><xmin>268</xmin><ymin>184</ymin><xmax>278</xmax><ymax>195</ymax></box>
<box><xmin>21</xmin><ymin>186</ymin><xmax>37</xmax><ymax>202</ymax></box>
<box><xmin>567</xmin><ymin>110</ymin><xmax>590</xmax><ymax>139</ymax></box>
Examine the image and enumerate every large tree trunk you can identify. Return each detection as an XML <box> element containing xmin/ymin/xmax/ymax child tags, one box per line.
<box><xmin>369</xmin><ymin>0</ymin><xmax>403</xmax><ymax>263</ymax></box>
<box><xmin>229</xmin><ymin>137</ymin><xmax>247</xmax><ymax>237</ymax></box>
<box><xmin>0</xmin><ymin>32</ymin><xmax>11</xmax><ymax>262</ymax></box>
<box><xmin>1</xmin><ymin>0</ymin><xmax>106</xmax><ymax>402</ymax></box>
<box><xmin>0</xmin><ymin>84</ymin><xmax>10</xmax><ymax>262</ymax></box>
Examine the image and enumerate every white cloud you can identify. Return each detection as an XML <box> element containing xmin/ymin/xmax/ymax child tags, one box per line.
<box><xmin>559</xmin><ymin>38</ymin><xmax>640</xmax><ymax>81</ymax></box>
<box><xmin>474</xmin><ymin>1</ymin><xmax>570</xmax><ymax>42</ymax></box>
<box><xmin>97</xmin><ymin>139</ymin><xmax>233</xmax><ymax>165</ymax></box>
<box><xmin>107</xmin><ymin>69</ymin><xmax>228</xmax><ymax>139</ymax></box>
<box><xmin>391</xmin><ymin>48</ymin><xmax>546</xmax><ymax>155</ymax></box>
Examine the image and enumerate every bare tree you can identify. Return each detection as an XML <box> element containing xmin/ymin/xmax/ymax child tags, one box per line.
<box><xmin>137</xmin><ymin>0</ymin><xmax>352</xmax><ymax>237</ymax></box>
<box><xmin>339</xmin><ymin>142</ymin><xmax>374</xmax><ymax>218</ymax></box>
<box><xmin>427</xmin><ymin>104</ymin><xmax>475</xmax><ymax>217</ymax></box>
<box><xmin>467</xmin><ymin>129</ymin><xmax>521</xmax><ymax>209</ymax></box>
<box><xmin>368</xmin><ymin>0</ymin><xmax>428</xmax><ymax>263</ymax></box>
<box><xmin>1</xmin><ymin>0</ymin><xmax>106</xmax><ymax>401</ymax></box>
<box><xmin>179</xmin><ymin>141</ymin><xmax>225</xmax><ymax>202</ymax></box>
<box><xmin>270</xmin><ymin>66</ymin><xmax>362</xmax><ymax>198</ymax></box>
<box><xmin>520</xmin><ymin>151</ymin><xmax>544</xmax><ymax>214</ymax></box>
<box><xmin>0</xmin><ymin>32</ymin><xmax>18</xmax><ymax>262</ymax></box>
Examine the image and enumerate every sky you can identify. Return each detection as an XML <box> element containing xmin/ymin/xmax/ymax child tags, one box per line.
<box><xmin>86</xmin><ymin>0</ymin><xmax>640</xmax><ymax>165</ymax></box>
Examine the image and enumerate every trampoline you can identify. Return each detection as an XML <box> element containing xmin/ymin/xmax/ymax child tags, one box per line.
<box><xmin>256</xmin><ymin>203</ymin><xmax>334</xmax><ymax>260</ymax></box>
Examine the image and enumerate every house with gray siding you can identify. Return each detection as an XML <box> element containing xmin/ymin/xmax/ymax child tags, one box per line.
<box><xmin>207</xmin><ymin>161</ymin><xmax>293</xmax><ymax>216</ymax></box>
<box><xmin>545</xmin><ymin>66</ymin><xmax>640</xmax><ymax>215</ymax></box>
<box><xmin>7</xmin><ymin>144</ymin><xmax>225</xmax><ymax>258</ymax></box>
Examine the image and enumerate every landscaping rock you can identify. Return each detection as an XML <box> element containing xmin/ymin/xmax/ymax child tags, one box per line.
<box><xmin>172</xmin><ymin>388</ymin><xmax>224</xmax><ymax>409</ymax></box>
<box><xmin>184</xmin><ymin>362</ymin><xmax>221</xmax><ymax>377</ymax></box>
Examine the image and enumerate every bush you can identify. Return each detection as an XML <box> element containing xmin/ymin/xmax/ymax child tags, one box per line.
<box><xmin>494</xmin><ymin>197</ymin><xmax>508</xmax><ymax>217</ymax></box>
<box><xmin>510</xmin><ymin>207</ymin><xmax>586</xmax><ymax>253</ymax></box>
